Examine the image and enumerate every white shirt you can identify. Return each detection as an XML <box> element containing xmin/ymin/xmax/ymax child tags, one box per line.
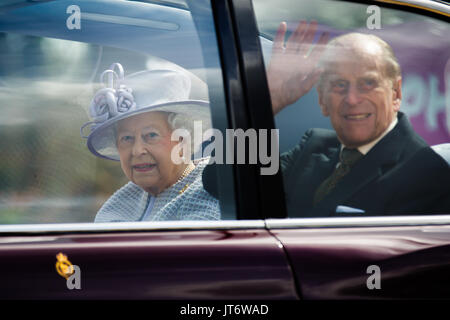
<box><xmin>341</xmin><ymin>116</ymin><xmax>398</xmax><ymax>155</ymax></box>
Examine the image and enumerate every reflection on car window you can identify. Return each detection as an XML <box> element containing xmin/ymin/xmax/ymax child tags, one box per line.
<box><xmin>254</xmin><ymin>0</ymin><xmax>450</xmax><ymax>217</ymax></box>
<box><xmin>0</xmin><ymin>0</ymin><xmax>234</xmax><ymax>223</ymax></box>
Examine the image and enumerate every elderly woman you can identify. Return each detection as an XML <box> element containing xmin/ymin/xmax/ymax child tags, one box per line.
<box><xmin>81</xmin><ymin>63</ymin><xmax>220</xmax><ymax>222</ymax></box>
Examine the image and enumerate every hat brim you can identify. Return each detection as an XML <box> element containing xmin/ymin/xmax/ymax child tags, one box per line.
<box><xmin>86</xmin><ymin>100</ymin><xmax>211</xmax><ymax>161</ymax></box>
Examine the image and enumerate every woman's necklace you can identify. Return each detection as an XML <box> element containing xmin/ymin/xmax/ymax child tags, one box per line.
<box><xmin>176</xmin><ymin>162</ymin><xmax>195</xmax><ymax>186</ymax></box>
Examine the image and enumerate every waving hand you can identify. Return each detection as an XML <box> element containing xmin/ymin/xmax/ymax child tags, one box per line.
<box><xmin>267</xmin><ymin>21</ymin><xmax>329</xmax><ymax>114</ymax></box>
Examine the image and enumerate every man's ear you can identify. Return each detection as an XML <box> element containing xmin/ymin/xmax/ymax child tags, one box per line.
<box><xmin>392</xmin><ymin>76</ymin><xmax>402</xmax><ymax>112</ymax></box>
<box><xmin>316</xmin><ymin>86</ymin><xmax>330</xmax><ymax>117</ymax></box>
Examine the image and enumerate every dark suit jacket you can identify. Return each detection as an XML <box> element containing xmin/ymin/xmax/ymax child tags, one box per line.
<box><xmin>281</xmin><ymin>112</ymin><xmax>450</xmax><ymax>217</ymax></box>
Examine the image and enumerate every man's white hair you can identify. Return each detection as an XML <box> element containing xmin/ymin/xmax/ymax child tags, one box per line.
<box><xmin>317</xmin><ymin>32</ymin><xmax>401</xmax><ymax>92</ymax></box>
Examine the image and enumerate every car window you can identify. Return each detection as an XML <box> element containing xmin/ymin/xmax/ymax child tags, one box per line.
<box><xmin>0</xmin><ymin>0</ymin><xmax>236</xmax><ymax>223</ymax></box>
<box><xmin>253</xmin><ymin>0</ymin><xmax>450</xmax><ymax>217</ymax></box>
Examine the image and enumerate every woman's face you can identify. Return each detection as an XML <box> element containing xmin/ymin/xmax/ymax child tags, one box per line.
<box><xmin>116</xmin><ymin>111</ymin><xmax>183</xmax><ymax>195</ymax></box>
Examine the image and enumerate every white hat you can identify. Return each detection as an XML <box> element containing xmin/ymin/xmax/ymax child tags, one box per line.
<box><xmin>81</xmin><ymin>63</ymin><xmax>211</xmax><ymax>160</ymax></box>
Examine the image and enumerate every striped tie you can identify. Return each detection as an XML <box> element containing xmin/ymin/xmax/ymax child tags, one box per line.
<box><xmin>313</xmin><ymin>147</ymin><xmax>363</xmax><ymax>205</ymax></box>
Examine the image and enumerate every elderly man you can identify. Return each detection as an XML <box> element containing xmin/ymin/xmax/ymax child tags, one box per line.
<box><xmin>268</xmin><ymin>21</ymin><xmax>450</xmax><ymax>217</ymax></box>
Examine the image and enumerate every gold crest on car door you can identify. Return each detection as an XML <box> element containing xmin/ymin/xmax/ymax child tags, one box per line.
<box><xmin>55</xmin><ymin>253</ymin><xmax>74</xmax><ymax>279</ymax></box>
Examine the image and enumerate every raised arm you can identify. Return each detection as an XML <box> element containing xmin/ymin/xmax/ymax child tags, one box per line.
<box><xmin>267</xmin><ymin>21</ymin><xmax>329</xmax><ymax>115</ymax></box>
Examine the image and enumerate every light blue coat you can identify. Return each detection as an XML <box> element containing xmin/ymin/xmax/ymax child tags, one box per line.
<box><xmin>95</xmin><ymin>158</ymin><xmax>220</xmax><ymax>222</ymax></box>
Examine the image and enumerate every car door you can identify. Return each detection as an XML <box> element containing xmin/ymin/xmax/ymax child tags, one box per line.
<box><xmin>246</xmin><ymin>0</ymin><xmax>450</xmax><ymax>299</ymax></box>
<box><xmin>268</xmin><ymin>217</ymin><xmax>450</xmax><ymax>299</ymax></box>
<box><xmin>0</xmin><ymin>222</ymin><xmax>298</xmax><ymax>299</ymax></box>
<box><xmin>0</xmin><ymin>0</ymin><xmax>296</xmax><ymax>299</ymax></box>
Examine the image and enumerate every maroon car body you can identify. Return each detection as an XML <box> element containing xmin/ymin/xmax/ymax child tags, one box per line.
<box><xmin>0</xmin><ymin>225</ymin><xmax>297</xmax><ymax>299</ymax></box>
<box><xmin>1</xmin><ymin>216</ymin><xmax>450</xmax><ymax>299</ymax></box>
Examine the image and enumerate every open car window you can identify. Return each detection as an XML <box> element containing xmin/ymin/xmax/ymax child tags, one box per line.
<box><xmin>0</xmin><ymin>0</ymin><xmax>237</xmax><ymax>224</ymax></box>
<box><xmin>253</xmin><ymin>0</ymin><xmax>450</xmax><ymax>218</ymax></box>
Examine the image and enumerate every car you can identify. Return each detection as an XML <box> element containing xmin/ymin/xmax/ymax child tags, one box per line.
<box><xmin>0</xmin><ymin>0</ymin><xmax>449</xmax><ymax>301</ymax></box>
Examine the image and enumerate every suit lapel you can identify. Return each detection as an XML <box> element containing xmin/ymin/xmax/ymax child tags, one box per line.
<box><xmin>313</xmin><ymin>146</ymin><xmax>341</xmax><ymax>183</ymax></box>
<box><xmin>289</xmin><ymin>146</ymin><xmax>340</xmax><ymax>215</ymax></box>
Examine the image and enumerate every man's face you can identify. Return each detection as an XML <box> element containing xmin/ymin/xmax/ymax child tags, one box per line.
<box><xmin>318</xmin><ymin>46</ymin><xmax>402</xmax><ymax>148</ymax></box>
